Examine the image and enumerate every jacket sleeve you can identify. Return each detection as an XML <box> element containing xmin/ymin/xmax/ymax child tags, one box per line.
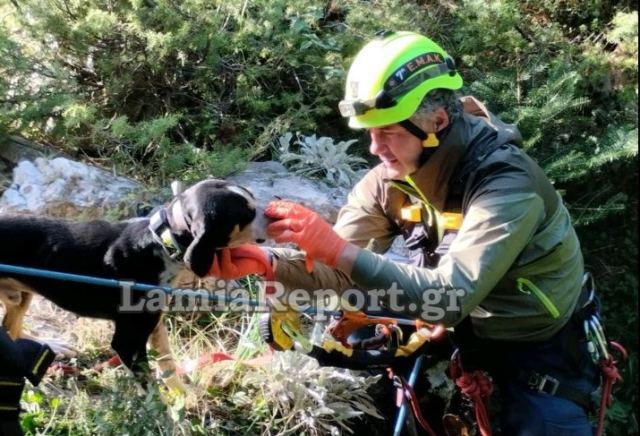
<box><xmin>272</xmin><ymin>167</ymin><xmax>398</xmax><ymax>294</ymax></box>
<box><xmin>271</xmin><ymin>247</ymin><xmax>354</xmax><ymax>295</ymax></box>
<box><xmin>332</xmin><ymin>166</ymin><xmax>398</xmax><ymax>253</ymax></box>
<box><xmin>0</xmin><ymin>328</ymin><xmax>55</xmax><ymax>385</ymax></box>
<box><xmin>350</xmin><ymin>171</ymin><xmax>545</xmax><ymax>326</ymax></box>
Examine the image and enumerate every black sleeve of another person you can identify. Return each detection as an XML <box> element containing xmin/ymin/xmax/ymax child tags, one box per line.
<box><xmin>0</xmin><ymin>328</ymin><xmax>55</xmax><ymax>436</ymax></box>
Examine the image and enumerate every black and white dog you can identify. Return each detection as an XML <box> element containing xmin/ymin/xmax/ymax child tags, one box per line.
<box><xmin>0</xmin><ymin>179</ymin><xmax>268</xmax><ymax>388</ymax></box>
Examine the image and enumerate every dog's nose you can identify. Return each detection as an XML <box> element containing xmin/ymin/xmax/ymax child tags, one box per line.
<box><xmin>249</xmin><ymin>206</ymin><xmax>272</xmax><ymax>244</ymax></box>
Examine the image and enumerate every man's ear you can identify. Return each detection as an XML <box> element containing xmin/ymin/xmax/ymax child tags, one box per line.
<box><xmin>183</xmin><ymin>212</ymin><xmax>230</xmax><ymax>278</ymax></box>
<box><xmin>417</xmin><ymin>106</ymin><xmax>449</xmax><ymax>132</ymax></box>
<box><xmin>435</xmin><ymin>107</ymin><xmax>449</xmax><ymax>131</ymax></box>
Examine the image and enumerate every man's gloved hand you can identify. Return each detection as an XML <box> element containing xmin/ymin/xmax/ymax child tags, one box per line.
<box><xmin>208</xmin><ymin>244</ymin><xmax>272</xmax><ymax>280</ymax></box>
<box><xmin>265</xmin><ymin>200</ymin><xmax>348</xmax><ymax>272</ymax></box>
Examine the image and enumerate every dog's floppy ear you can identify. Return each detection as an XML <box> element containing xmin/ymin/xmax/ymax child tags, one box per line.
<box><xmin>184</xmin><ymin>211</ymin><xmax>239</xmax><ymax>277</ymax></box>
<box><xmin>184</xmin><ymin>213</ymin><xmax>224</xmax><ymax>277</ymax></box>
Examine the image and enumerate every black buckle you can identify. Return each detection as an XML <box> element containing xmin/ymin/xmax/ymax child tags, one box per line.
<box><xmin>445</xmin><ymin>56</ymin><xmax>457</xmax><ymax>76</ymax></box>
<box><xmin>374</xmin><ymin>90</ymin><xmax>396</xmax><ymax>109</ymax></box>
<box><xmin>528</xmin><ymin>372</ymin><xmax>559</xmax><ymax>396</ymax></box>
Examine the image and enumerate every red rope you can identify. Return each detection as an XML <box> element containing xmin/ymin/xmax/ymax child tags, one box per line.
<box><xmin>595</xmin><ymin>352</ymin><xmax>624</xmax><ymax>436</ymax></box>
<box><xmin>450</xmin><ymin>352</ymin><xmax>493</xmax><ymax>436</ymax></box>
<box><xmin>400</xmin><ymin>377</ymin><xmax>438</xmax><ymax>436</ymax></box>
<box><xmin>455</xmin><ymin>370</ymin><xmax>493</xmax><ymax>436</ymax></box>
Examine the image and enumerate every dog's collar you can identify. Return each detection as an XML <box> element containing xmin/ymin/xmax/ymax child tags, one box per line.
<box><xmin>149</xmin><ymin>206</ymin><xmax>187</xmax><ymax>260</ymax></box>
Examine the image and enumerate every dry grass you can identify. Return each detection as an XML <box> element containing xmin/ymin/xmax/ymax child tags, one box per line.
<box><xmin>14</xmin><ymin>288</ymin><xmax>384</xmax><ymax>435</ymax></box>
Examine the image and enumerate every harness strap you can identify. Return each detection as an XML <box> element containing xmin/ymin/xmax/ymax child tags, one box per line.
<box><xmin>399</xmin><ymin>119</ymin><xmax>427</xmax><ymax>141</ymax></box>
<box><xmin>512</xmin><ymin>369</ymin><xmax>592</xmax><ymax>410</ymax></box>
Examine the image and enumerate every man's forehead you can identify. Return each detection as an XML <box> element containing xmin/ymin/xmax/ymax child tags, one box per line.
<box><xmin>370</xmin><ymin>124</ymin><xmax>405</xmax><ymax>133</ymax></box>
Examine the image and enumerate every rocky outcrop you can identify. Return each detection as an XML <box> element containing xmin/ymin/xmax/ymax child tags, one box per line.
<box><xmin>226</xmin><ymin>161</ymin><xmax>349</xmax><ymax>222</ymax></box>
<box><xmin>0</xmin><ymin>157</ymin><xmax>140</xmax><ymax>218</ymax></box>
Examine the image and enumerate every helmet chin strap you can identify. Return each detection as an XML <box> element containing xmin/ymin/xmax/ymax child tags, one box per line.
<box><xmin>399</xmin><ymin>119</ymin><xmax>439</xmax><ymax>147</ymax></box>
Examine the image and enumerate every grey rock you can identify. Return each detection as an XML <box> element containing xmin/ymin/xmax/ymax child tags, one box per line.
<box><xmin>226</xmin><ymin>161</ymin><xmax>349</xmax><ymax>222</ymax></box>
<box><xmin>0</xmin><ymin>157</ymin><xmax>140</xmax><ymax>218</ymax></box>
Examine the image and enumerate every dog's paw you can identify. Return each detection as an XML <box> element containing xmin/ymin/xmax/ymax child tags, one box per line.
<box><xmin>0</xmin><ymin>289</ymin><xmax>23</xmax><ymax>305</ymax></box>
<box><xmin>162</xmin><ymin>372</ymin><xmax>190</xmax><ymax>393</ymax></box>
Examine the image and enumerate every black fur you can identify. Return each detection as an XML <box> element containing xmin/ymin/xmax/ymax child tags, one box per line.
<box><xmin>0</xmin><ymin>179</ymin><xmax>258</xmax><ymax>376</ymax></box>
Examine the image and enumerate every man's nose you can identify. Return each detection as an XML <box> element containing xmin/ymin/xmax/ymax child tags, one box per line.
<box><xmin>369</xmin><ymin>132</ymin><xmax>386</xmax><ymax>156</ymax></box>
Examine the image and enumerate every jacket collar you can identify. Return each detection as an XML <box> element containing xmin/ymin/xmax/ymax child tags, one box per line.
<box><xmin>385</xmin><ymin>96</ymin><xmax>522</xmax><ymax>212</ymax></box>
<box><xmin>386</xmin><ymin>115</ymin><xmax>468</xmax><ymax>212</ymax></box>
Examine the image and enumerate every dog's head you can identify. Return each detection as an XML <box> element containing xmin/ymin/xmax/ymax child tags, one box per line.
<box><xmin>152</xmin><ymin>179</ymin><xmax>270</xmax><ymax>277</ymax></box>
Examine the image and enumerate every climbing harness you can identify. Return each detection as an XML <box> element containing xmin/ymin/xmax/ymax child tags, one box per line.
<box><xmin>259</xmin><ymin>305</ymin><xmax>448</xmax><ymax>435</ymax></box>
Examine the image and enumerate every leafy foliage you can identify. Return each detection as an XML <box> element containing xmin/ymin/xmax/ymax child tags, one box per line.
<box><xmin>240</xmin><ymin>351</ymin><xmax>383</xmax><ymax>435</ymax></box>
<box><xmin>276</xmin><ymin>132</ymin><xmax>368</xmax><ymax>187</ymax></box>
<box><xmin>21</xmin><ymin>369</ymin><xmax>187</xmax><ymax>435</ymax></box>
<box><xmin>19</xmin><ymin>309</ymin><xmax>383</xmax><ymax>435</ymax></box>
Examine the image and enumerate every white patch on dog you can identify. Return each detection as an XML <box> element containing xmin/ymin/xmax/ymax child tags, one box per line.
<box><xmin>226</xmin><ymin>185</ymin><xmax>256</xmax><ymax>209</ymax></box>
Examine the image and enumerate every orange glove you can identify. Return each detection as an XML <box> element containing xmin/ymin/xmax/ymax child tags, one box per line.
<box><xmin>265</xmin><ymin>200</ymin><xmax>348</xmax><ymax>272</ymax></box>
<box><xmin>208</xmin><ymin>244</ymin><xmax>272</xmax><ymax>280</ymax></box>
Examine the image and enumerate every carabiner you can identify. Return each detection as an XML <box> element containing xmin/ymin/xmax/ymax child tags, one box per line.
<box><xmin>584</xmin><ymin>319</ymin><xmax>600</xmax><ymax>364</ymax></box>
<box><xmin>588</xmin><ymin>316</ymin><xmax>609</xmax><ymax>361</ymax></box>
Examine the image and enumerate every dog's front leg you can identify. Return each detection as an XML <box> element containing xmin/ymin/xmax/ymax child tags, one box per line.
<box><xmin>149</xmin><ymin>318</ymin><xmax>188</xmax><ymax>392</ymax></box>
<box><xmin>1</xmin><ymin>283</ymin><xmax>77</xmax><ymax>358</ymax></box>
<box><xmin>111</xmin><ymin>317</ymin><xmax>154</xmax><ymax>384</ymax></box>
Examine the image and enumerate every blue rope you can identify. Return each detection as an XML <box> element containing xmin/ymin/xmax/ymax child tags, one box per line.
<box><xmin>0</xmin><ymin>262</ymin><xmax>344</xmax><ymax>316</ymax></box>
<box><xmin>0</xmin><ymin>262</ymin><xmax>262</xmax><ymax>308</ymax></box>
<box><xmin>0</xmin><ymin>263</ymin><xmax>425</xmax><ymax>322</ymax></box>
<box><xmin>393</xmin><ymin>354</ymin><xmax>425</xmax><ymax>436</ymax></box>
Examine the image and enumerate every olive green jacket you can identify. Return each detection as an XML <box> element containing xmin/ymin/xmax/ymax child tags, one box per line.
<box><xmin>273</xmin><ymin>97</ymin><xmax>583</xmax><ymax>342</ymax></box>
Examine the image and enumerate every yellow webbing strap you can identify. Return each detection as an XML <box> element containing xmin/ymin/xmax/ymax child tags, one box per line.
<box><xmin>394</xmin><ymin>327</ymin><xmax>432</xmax><ymax>358</ymax></box>
<box><xmin>270</xmin><ymin>310</ymin><xmax>302</xmax><ymax>351</ymax></box>
<box><xmin>31</xmin><ymin>347</ymin><xmax>52</xmax><ymax>376</ymax></box>
<box><xmin>321</xmin><ymin>337</ymin><xmax>354</xmax><ymax>357</ymax></box>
